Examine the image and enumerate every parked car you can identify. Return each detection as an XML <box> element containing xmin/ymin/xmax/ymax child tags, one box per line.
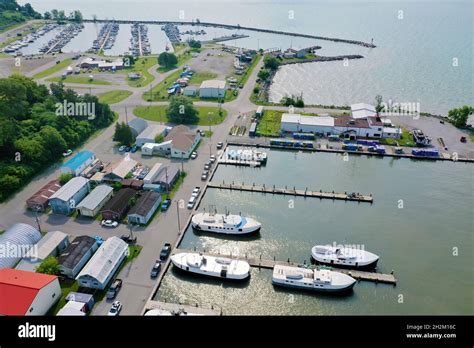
<box><xmin>204</xmin><ymin>163</ymin><xmax>210</xmax><ymax>170</ymax></box>
<box><xmin>191</xmin><ymin>151</ymin><xmax>198</xmax><ymax>159</ymax></box>
<box><xmin>124</xmin><ymin>146</ymin><xmax>131</xmax><ymax>152</ymax></box>
<box><xmin>161</xmin><ymin>199</ymin><xmax>171</xmax><ymax>211</ymax></box>
<box><xmin>191</xmin><ymin>187</ymin><xmax>201</xmax><ymax>198</ymax></box>
<box><xmin>209</xmin><ymin>155</ymin><xmax>216</xmax><ymax>163</ymax></box>
<box><xmin>201</xmin><ymin>170</ymin><xmax>209</xmax><ymax>181</ymax></box>
<box><xmin>118</xmin><ymin>145</ymin><xmax>126</xmax><ymax>152</ymax></box>
<box><xmin>137</xmin><ymin>167</ymin><xmax>149</xmax><ymax>180</ymax></box>
<box><xmin>106</xmin><ymin>279</ymin><xmax>123</xmax><ymax>300</ymax></box>
<box><xmin>107</xmin><ymin>301</ymin><xmax>122</xmax><ymax>316</ymax></box>
<box><xmin>187</xmin><ymin>196</ymin><xmax>197</xmax><ymax>209</ymax></box>
<box><xmin>150</xmin><ymin>261</ymin><xmax>161</xmax><ymax>278</ymax></box>
<box><xmin>160</xmin><ymin>243</ymin><xmax>172</xmax><ymax>260</ymax></box>
<box><xmin>460</xmin><ymin>136</ymin><xmax>467</xmax><ymax>143</ymax></box>
<box><xmin>120</xmin><ymin>234</ymin><xmax>137</xmax><ymax>244</ymax></box>
<box><xmin>101</xmin><ymin>220</ymin><xmax>118</xmax><ymax>228</ymax></box>
<box><xmin>62</xmin><ymin>149</ymin><xmax>72</xmax><ymax>157</ymax></box>
<box><xmin>131</xmin><ymin>145</ymin><xmax>139</xmax><ymax>153</ymax></box>
<box><xmin>216</xmin><ymin>142</ymin><xmax>224</xmax><ymax>149</ymax></box>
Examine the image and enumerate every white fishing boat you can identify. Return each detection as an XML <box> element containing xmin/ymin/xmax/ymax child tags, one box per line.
<box><xmin>311</xmin><ymin>245</ymin><xmax>379</xmax><ymax>269</ymax></box>
<box><xmin>171</xmin><ymin>252</ymin><xmax>250</xmax><ymax>280</ymax></box>
<box><xmin>191</xmin><ymin>211</ymin><xmax>261</xmax><ymax>235</ymax></box>
<box><xmin>272</xmin><ymin>264</ymin><xmax>356</xmax><ymax>292</ymax></box>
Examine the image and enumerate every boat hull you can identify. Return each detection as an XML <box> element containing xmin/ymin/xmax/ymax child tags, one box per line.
<box><xmin>272</xmin><ymin>279</ymin><xmax>355</xmax><ymax>293</ymax></box>
<box><xmin>311</xmin><ymin>257</ymin><xmax>378</xmax><ymax>270</ymax></box>
<box><xmin>191</xmin><ymin>222</ymin><xmax>261</xmax><ymax>235</ymax></box>
<box><xmin>172</xmin><ymin>261</ymin><xmax>250</xmax><ymax>281</ymax></box>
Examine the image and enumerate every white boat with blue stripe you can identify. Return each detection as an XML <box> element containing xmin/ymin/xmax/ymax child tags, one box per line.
<box><xmin>191</xmin><ymin>211</ymin><xmax>261</xmax><ymax>235</ymax></box>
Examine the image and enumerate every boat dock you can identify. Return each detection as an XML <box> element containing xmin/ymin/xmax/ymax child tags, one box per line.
<box><xmin>173</xmin><ymin>249</ymin><xmax>397</xmax><ymax>285</ymax></box>
<box><xmin>205</xmin><ymin>34</ymin><xmax>250</xmax><ymax>43</ymax></box>
<box><xmin>219</xmin><ymin>159</ymin><xmax>261</xmax><ymax>167</ymax></box>
<box><xmin>144</xmin><ymin>300</ymin><xmax>220</xmax><ymax>315</ymax></box>
<box><xmin>207</xmin><ymin>181</ymin><xmax>374</xmax><ymax>203</ymax></box>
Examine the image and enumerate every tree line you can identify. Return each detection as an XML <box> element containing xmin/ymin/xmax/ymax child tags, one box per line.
<box><xmin>0</xmin><ymin>75</ymin><xmax>115</xmax><ymax>202</ymax></box>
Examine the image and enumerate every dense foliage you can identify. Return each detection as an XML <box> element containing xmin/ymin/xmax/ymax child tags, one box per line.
<box><xmin>281</xmin><ymin>94</ymin><xmax>305</xmax><ymax>107</ymax></box>
<box><xmin>447</xmin><ymin>106</ymin><xmax>473</xmax><ymax>127</ymax></box>
<box><xmin>113</xmin><ymin>122</ymin><xmax>135</xmax><ymax>146</ymax></box>
<box><xmin>166</xmin><ymin>96</ymin><xmax>199</xmax><ymax>124</ymax></box>
<box><xmin>188</xmin><ymin>39</ymin><xmax>201</xmax><ymax>49</ymax></box>
<box><xmin>36</xmin><ymin>256</ymin><xmax>61</xmax><ymax>275</ymax></box>
<box><xmin>158</xmin><ymin>52</ymin><xmax>178</xmax><ymax>68</ymax></box>
<box><xmin>263</xmin><ymin>55</ymin><xmax>280</xmax><ymax>70</ymax></box>
<box><xmin>0</xmin><ymin>0</ymin><xmax>41</xmax><ymax>30</ymax></box>
<box><xmin>0</xmin><ymin>75</ymin><xmax>115</xmax><ymax>202</ymax></box>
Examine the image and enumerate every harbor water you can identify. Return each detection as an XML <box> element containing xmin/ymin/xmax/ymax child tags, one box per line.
<box><xmin>156</xmin><ymin>148</ymin><xmax>473</xmax><ymax>315</ymax></box>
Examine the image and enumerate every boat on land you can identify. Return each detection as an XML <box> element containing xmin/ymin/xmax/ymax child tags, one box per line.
<box><xmin>171</xmin><ymin>252</ymin><xmax>250</xmax><ymax>280</ymax></box>
<box><xmin>412</xmin><ymin>129</ymin><xmax>432</xmax><ymax>146</ymax></box>
<box><xmin>272</xmin><ymin>264</ymin><xmax>356</xmax><ymax>292</ymax></box>
<box><xmin>191</xmin><ymin>211</ymin><xmax>261</xmax><ymax>235</ymax></box>
<box><xmin>311</xmin><ymin>245</ymin><xmax>379</xmax><ymax>269</ymax></box>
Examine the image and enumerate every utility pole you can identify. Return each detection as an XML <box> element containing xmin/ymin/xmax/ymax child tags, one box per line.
<box><xmin>33</xmin><ymin>207</ymin><xmax>42</xmax><ymax>233</ymax></box>
<box><xmin>176</xmin><ymin>200</ymin><xmax>181</xmax><ymax>233</ymax></box>
<box><xmin>125</xmin><ymin>106</ymin><xmax>129</xmax><ymax>124</ymax></box>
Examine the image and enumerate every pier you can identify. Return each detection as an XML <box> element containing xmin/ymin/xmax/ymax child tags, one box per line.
<box><xmin>80</xmin><ymin>19</ymin><xmax>376</xmax><ymax>48</ymax></box>
<box><xmin>207</xmin><ymin>181</ymin><xmax>374</xmax><ymax>203</ymax></box>
<box><xmin>173</xmin><ymin>249</ymin><xmax>397</xmax><ymax>285</ymax></box>
<box><xmin>204</xmin><ymin>34</ymin><xmax>250</xmax><ymax>43</ymax></box>
<box><xmin>280</xmin><ymin>54</ymin><xmax>364</xmax><ymax>65</ymax></box>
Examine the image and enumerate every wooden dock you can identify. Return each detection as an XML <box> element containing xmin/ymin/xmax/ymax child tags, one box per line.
<box><xmin>174</xmin><ymin>249</ymin><xmax>397</xmax><ymax>285</ymax></box>
<box><xmin>207</xmin><ymin>182</ymin><xmax>373</xmax><ymax>203</ymax></box>
<box><xmin>219</xmin><ymin>159</ymin><xmax>261</xmax><ymax>167</ymax></box>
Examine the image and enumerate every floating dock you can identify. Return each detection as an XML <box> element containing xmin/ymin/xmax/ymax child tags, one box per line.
<box><xmin>207</xmin><ymin>182</ymin><xmax>374</xmax><ymax>203</ymax></box>
<box><xmin>173</xmin><ymin>249</ymin><xmax>397</xmax><ymax>285</ymax></box>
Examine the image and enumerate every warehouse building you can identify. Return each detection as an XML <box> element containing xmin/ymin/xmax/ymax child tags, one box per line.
<box><xmin>351</xmin><ymin>103</ymin><xmax>376</xmax><ymax>119</ymax></box>
<box><xmin>60</xmin><ymin>150</ymin><xmax>96</xmax><ymax>176</ymax></box>
<box><xmin>143</xmin><ymin>162</ymin><xmax>163</xmax><ymax>184</ymax></box>
<box><xmin>136</xmin><ymin>125</ymin><xmax>168</xmax><ymax>147</ymax></box>
<box><xmin>0</xmin><ymin>268</ymin><xmax>60</xmax><ymax>316</ymax></box>
<box><xmin>49</xmin><ymin>177</ymin><xmax>90</xmax><ymax>215</ymax></box>
<box><xmin>199</xmin><ymin>80</ymin><xmax>226</xmax><ymax>98</ymax></box>
<box><xmin>100</xmin><ymin>188</ymin><xmax>136</xmax><ymax>221</ymax></box>
<box><xmin>58</xmin><ymin>236</ymin><xmax>98</xmax><ymax>279</ymax></box>
<box><xmin>26</xmin><ymin>179</ymin><xmax>62</xmax><ymax>212</ymax></box>
<box><xmin>76</xmin><ymin>185</ymin><xmax>114</xmax><ymax>217</ymax></box>
<box><xmin>76</xmin><ymin>237</ymin><xmax>129</xmax><ymax>290</ymax></box>
<box><xmin>128</xmin><ymin>118</ymin><xmax>148</xmax><ymax>137</ymax></box>
<box><xmin>280</xmin><ymin>114</ymin><xmax>335</xmax><ymax>135</ymax></box>
<box><xmin>0</xmin><ymin>223</ymin><xmax>42</xmax><ymax>269</ymax></box>
<box><xmin>127</xmin><ymin>191</ymin><xmax>162</xmax><ymax>225</ymax></box>
<box><xmin>16</xmin><ymin>231</ymin><xmax>70</xmax><ymax>272</ymax></box>
<box><xmin>165</xmin><ymin>125</ymin><xmax>201</xmax><ymax>159</ymax></box>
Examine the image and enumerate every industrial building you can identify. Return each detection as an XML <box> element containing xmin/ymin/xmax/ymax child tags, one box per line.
<box><xmin>351</xmin><ymin>103</ymin><xmax>376</xmax><ymax>119</ymax></box>
<box><xmin>60</xmin><ymin>150</ymin><xmax>96</xmax><ymax>176</ymax></box>
<box><xmin>0</xmin><ymin>223</ymin><xmax>42</xmax><ymax>269</ymax></box>
<box><xmin>128</xmin><ymin>191</ymin><xmax>162</xmax><ymax>225</ymax></box>
<box><xmin>0</xmin><ymin>268</ymin><xmax>61</xmax><ymax>316</ymax></box>
<box><xmin>16</xmin><ymin>231</ymin><xmax>70</xmax><ymax>272</ymax></box>
<box><xmin>100</xmin><ymin>188</ymin><xmax>136</xmax><ymax>221</ymax></box>
<box><xmin>199</xmin><ymin>80</ymin><xmax>226</xmax><ymax>98</ymax></box>
<box><xmin>76</xmin><ymin>237</ymin><xmax>129</xmax><ymax>290</ymax></box>
<box><xmin>135</xmin><ymin>125</ymin><xmax>169</xmax><ymax>147</ymax></box>
<box><xmin>79</xmin><ymin>57</ymin><xmax>124</xmax><ymax>70</ymax></box>
<box><xmin>76</xmin><ymin>185</ymin><xmax>114</xmax><ymax>217</ymax></box>
<box><xmin>281</xmin><ymin>114</ymin><xmax>335</xmax><ymax>135</ymax></box>
<box><xmin>49</xmin><ymin>177</ymin><xmax>90</xmax><ymax>215</ymax></box>
<box><xmin>128</xmin><ymin>118</ymin><xmax>148</xmax><ymax>137</ymax></box>
<box><xmin>58</xmin><ymin>236</ymin><xmax>98</xmax><ymax>279</ymax></box>
<box><xmin>26</xmin><ymin>179</ymin><xmax>62</xmax><ymax>212</ymax></box>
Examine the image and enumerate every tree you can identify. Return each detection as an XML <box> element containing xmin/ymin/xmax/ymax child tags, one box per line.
<box><xmin>36</xmin><ymin>256</ymin><xmax>60</xmax><ymax>275</ymax></box>
<box><xmin>43</xmin><ymin>11</ymin><xmax>52</xmax><ymax>20</ymax></box>
<box><xmin>59</xmin><ymin>173</ymin><xmax>73</xmax><ymax>185</ymax></box>
<box><xmin>264</xmin><ymin>55</ymin><xmax>280</xmax><ymax>70</ymax></box>
<box><xmin>166</xmin><ymin>96</ymin><xmax>199</xmax><ymax>124</ymax></box>
<box><xmin>375</xmin><ymin>95</ymin><xmax>384</xmax><ymax>116</ymax></box>
<box><xmin>155</xmin><ymin>134</ymin><xmax>165</xmax><ymax>143</ymax></box>
<box><xmin>158</xmin><ymin>52</ymin><xmax>178</xmax><ymax>68</ymax></box>
<box><xmin>71</xmin><ymin>10</ymin><xmax>83</xmax><ymax>22</ymax></box>
<box><xmin>188</xmin><ymin>39</ymin><xmax>201</xmax><ymax>49</ymax></box>
<box><xmin>447</xmin><ymin>106</ymin><xmax>473</xmax><ymax>128</ymax></box>
<box><xmin>258</xmin><ymin>69</ymin><xmax>270</xmax><ymax>81</ymax></box>
<box><xmin>113</xmin><ymin>122</ymin><xmax>135</xmax><ymax>146</ymax></box>
<box><xmin>51</xmin><ymin>9</ymin><xmax>59</xmax><ymax>20</ymax></box>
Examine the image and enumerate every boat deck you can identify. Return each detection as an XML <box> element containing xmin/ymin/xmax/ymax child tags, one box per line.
<box><xmin>173</xmin><ymin>249</ymin><xmax>397</xmax><ymax>285</ymax></box>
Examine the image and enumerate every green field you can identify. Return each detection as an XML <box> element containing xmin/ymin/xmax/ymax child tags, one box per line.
<box><xmin>188</xmin><ymin>71</ymin><xmax>217</xmax><ymax>85</ymax></box>
<box><xmin>97</xmin><ymin>90</ymin><xmax>133</xmax><ymax>104</ymax></box>
<box><xmin>156</xmin><ymin>50</ymin><xmax>192</xmax><ymax>73</ymax></box>
<box><xmin>133</xmin><ymin>105</ymin><xmax>227</xmax><ymax>126</ymax></box>
<box><xmin>47</xmin><ymin>76</ymin><xmax>111</xmax><ymax>85</ymax></box>
<box><xmin>143</xmin><ymin>69</ymin><xmax>183</xmax><ymax>101</ymax></box>
<box><xmin>379</xmin><ymin>128</ymin><xmax>416</xmax><ymax>147</ymax></box>
<box><xmin>256</xmin><ymin>110</ymin><xmax>320</xmax><ymax>137</ymax></box>
<box><xmin>123</xmin><ymin>56</ymin><xmax>157</xmax><ymax>87</ymax></box>
<box><xmin>33</xmin><ymin>58</ymin><xmax>73</xmax><ymax>79</ymax></box>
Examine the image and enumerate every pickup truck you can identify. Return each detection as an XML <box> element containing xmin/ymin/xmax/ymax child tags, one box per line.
<box><xmin>106</xmin><ymin>279</ymin><xmax>123</xmax><ymax>299</ymax></box>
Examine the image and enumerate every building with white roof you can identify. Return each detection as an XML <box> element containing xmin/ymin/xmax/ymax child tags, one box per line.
<box><xmin>128</xmin><ymin>118</ymin><xmax>148</xmax><ymax>137</ymax></box>
<box><xmin>76</xmin><ymin>236</ymin><xmax>129</xmax><ymax>290</ymax></box>
<box><xmin>199</xmin><ymin>80</ymin><xmax>226</xmax><ymax>98</ymax></box>
<box><xmin>281</xmin><ymin>114</ymin><xmax>335</xmax><ymax>135</ymax></box>
<box><xmin>0</xmin><ymin>223</ymin><xmax>41</xmax><ymax>269</ymax></box>
<box><xmin>49</xmin><ymin>177</ymin><xmax>90</xmax><ymax>215</ymax></box>
<box><xmin>57</xmin><ymin>300</ymin><xmax>86</xmax><ymax>316</ymax></box>
<box><xmin>103</xmin><ymin>157</ymin><xmax>138</xmax><ymax>182</ymax></box>
<box><xmin>76</xmin><ymin>185</ymin><xmax>114</xmax><ymax>217</ymax></box>
<box><xmin>136</xmin><ymin>125</ymin><xmax>168</xmax><ymax>147</ymax></box>
<box><xmin>351</xmin><ymin>103</ymin><xmax>376</xmax><ymax>119</ymax></box>
<box><xmin>16</xmin><ymin>231</ymin><xmax>70</xmax><ymax>272</ymax></box>
<box><xmin>143</xmin><ymin>162</ymin><xmax>164</xmax><ymax>184</ymax></box>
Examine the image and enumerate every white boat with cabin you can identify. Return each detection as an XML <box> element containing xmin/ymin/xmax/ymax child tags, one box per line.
<box><xmin>171</xmin><ymin>252</ymin><xmax>250</xmax><ymax>280</ymax></box>
<box><xmin>311</xmin><ymin>245</ymin><xmax>379</xmax><ymax>269</ymax></box>
<box><xmin>272</xmin><ymin>264</ymin><xmax>356</xmax><ymax>292</ymax></box>
<box><xmin>191</xmin><ymin>211</ymin><xmax>261</xmax><ymax>235</ymax></box>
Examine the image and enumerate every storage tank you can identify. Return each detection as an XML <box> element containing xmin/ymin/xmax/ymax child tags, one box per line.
<box><xmin>0</xmin><ymin>223</ymin><xmax>41</xmax><ymax>269</ymax></box>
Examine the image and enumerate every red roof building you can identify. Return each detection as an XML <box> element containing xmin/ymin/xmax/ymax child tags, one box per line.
<box><xmin>0</xmin><ymin>268</ymin><xmax>61</xmax><ymax>315</ymax></box>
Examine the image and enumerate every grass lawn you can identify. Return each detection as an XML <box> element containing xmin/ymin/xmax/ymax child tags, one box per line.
<box><xmin>123</xmin><ymin>56</ymin><xmax>157</xmax><ymax>87</ymax></box>
<box><xmin>156</xmin><ymin>50</ymin><xmax>192</xmax><ymax>73</ymax></box>
<box><xmin>97</xmin><ymin>90</ymin><xmax>133</xmax><ymax>104</ymax></box>
<box><xmin>133</xmin><ymin>105</ymin><xmax>227</xmax><ymax>125</ymax></box>
<box><xmin>379</xmin><ymin>128</ymin><xmax>416</xmax><ymax>147</ymax></box>
<box><xmin>143</xmin><ymin>69</ymin><xmax>183</xmax><ymax>101</ymax></box>
<box><xmin>33</xmin><ymin>58</ymin><xmax>73</xmax><ymax>79</ymax></box>
<box><xmin>47</xmin><ymin>76</ymin><xmax>111</xmax><ymax>85</ymax></box>
<box><xmin>188</xmin><ymin>71</ymin><xmax>217</xmax><ymax>85</ymax></box>
<box><xmin>255</xmin><ymin>109</ymin><xmax>319</xmax><ymax>137</ymax></box>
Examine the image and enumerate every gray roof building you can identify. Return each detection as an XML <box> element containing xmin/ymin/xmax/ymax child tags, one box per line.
<box><xmin>58</xmin><ymin>236</ymin><xmax>98</xmax><ymax>279</ymax></box>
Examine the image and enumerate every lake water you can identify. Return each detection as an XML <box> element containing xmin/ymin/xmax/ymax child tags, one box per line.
<box><xmin>155</xmin><ymin>147</ymin><xmax>473</xmax><ymax>315</ymax></box>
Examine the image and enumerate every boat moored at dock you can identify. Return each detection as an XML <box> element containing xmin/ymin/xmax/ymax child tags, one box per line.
<box><xmin>272</xmin><ymin>265</ymin><xmax>356</xmax><ymax>292</ymax></box>
<box><xmin>191</xmin><ymin>211</ymin><xmax>261</xmax><ymax>235</ymax></box>
<box><xmin>171</xmin><ymin>252</ymin><xmax>251</xmax><ymax>280</ymax></box>
<box><xmin>311</xmin><ymin>245</ymin><xmax>379</xmax><ymax>269</ymax></box>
